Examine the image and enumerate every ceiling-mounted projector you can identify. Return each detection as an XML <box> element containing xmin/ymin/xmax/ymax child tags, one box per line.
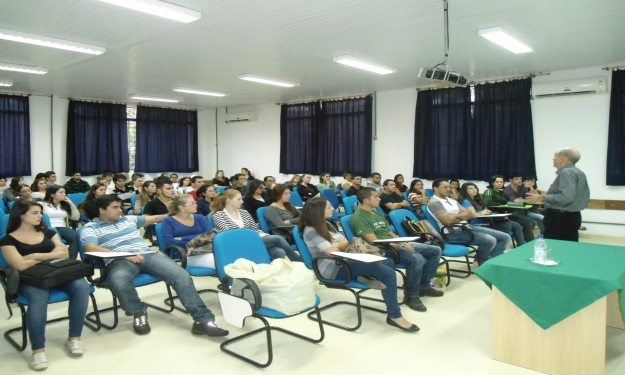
<box><xmin>418</xmin><ymin>66</ymin><xmax>467</xmax><ymax>87</ymax></box>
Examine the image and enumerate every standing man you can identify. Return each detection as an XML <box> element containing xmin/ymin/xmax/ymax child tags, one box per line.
<box><xmin>526</xmin><ymin>148</ymin><xmax>590</xmax><ymax>242</ymax></box>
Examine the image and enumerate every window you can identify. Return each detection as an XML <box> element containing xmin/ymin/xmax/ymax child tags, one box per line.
<box><xmin>127</xmin><ymin>106</ymin><xmax>136</xmax><ymax>170</ymax></box>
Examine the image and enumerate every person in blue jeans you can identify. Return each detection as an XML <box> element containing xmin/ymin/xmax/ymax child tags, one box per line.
<box><xmin>0</xmin><ymin>201</ymin><xmax>90</xmax><ymax>370</ymax></box>
<box><xmin>80</xmin><ymin>195</ymin><xmax>229</xmax><ymax>338</ymax></box>
<box><xmin>299</xmin><ymin>197</ymin><xmax>419</xmax><ymax>332</ymax></box>
<box><xmin>350</xmin><ymin>188</ymin><xmax>444</xmax><ymax>314</ymax></box>
<box><xmin>427</xmin><ymin>179</ymin><xmax>511</xmax><ymax>264</ymax></box>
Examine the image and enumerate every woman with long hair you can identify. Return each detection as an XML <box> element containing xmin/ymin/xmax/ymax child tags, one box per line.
<box><xmin>212</xmin><ymin>170</ymin><xmax>230</xmax><ymax>188</ymax></box>
<box><xmin>41</xmin><ymin>186</ymin><xmax>80</xmax><ymax>259</ymax></box>
<box><xmin>298</xmin><ymin>197</ymin><xmax>418</xmax><ymax>332</ymax></box>
<box><xmin>240</xmin><ymin>167</ymin><xmax>255</xmax><ymax>181</ymax></box>
<box><xmin>341</xmin><ymin>172</ymin><xmax>353</xmax><ymax>190</ymax></box>
<box><xmin>196</xmin><ymin>185</ymin><xmax>217</xmax><ymax>216</ymax></box>
<box><xmin>135</xmin><ymin>180</ymin><xmax>157</xmax><ymax>213</ymax></box>
<box><xmin>297</xmin><ymin>174</ymin><xmax>319</xmax><ymax>203</ymax></box>
<box><xmin>242</xmin><ymin>179</ymin><xmax>270</xmax><ymax>222</ymax></box>
<box><xmin>0</xmin><ymin>201</ymin><xmax>89</xmax><ymax>370</ymax></box>
<box><xmin>407</xmin><ymin>179</ymin><xmax>428</xmax><ymax>220</ymax></box>
<box><xmin>17</xmin><ymin>184</ymin><xmax>37</xmax><ymax>203</ymax></box>
<box><xmin>484</xmin><ymin>175</ymin><xmax>536</xmax><ymax>243</ymax></box>
<box><xmin>177</xmin><ymin>177</ymin><xmax>192</xmax><ymax>195</ymax></box>
<box><xmin>161</xmin><ymin>194</ymin><xmax>214</xmax><ymax>268</ymax></box>
<box><xmin>30</xmin><ymin>178</ymin><xmax>48</xmax><ymax>200</ymax></box>
<box><xmin>211</xmin><ymin>190</ymin><xmax>301</xmax><ymax>261</ymax></box>
<box><xmin>285</xmin><ymin>175</ymin><xmax>301</xmax><ymax>188</ymax></box>
<box><xmin>265</xmin><ymin>185</ymin><xmax>299</xmax><ymax>229</ymax></box>
<box><xmin>393</xmin><ymin>174</ymin><xmax>408</xmax><ymax>196</ymax></box>
<box><xmin>459</xmin><ymin>182</ymin><xmax>525</xmax><ymax>246</ymax></box>
<box><xmin>449</xmin><ymin>179</ymin><xmax>461</xmax><ymax>200</ymax></box>
<box><xmin>318</xmin><ymin>172</ymin><xmax>343</xmax><ymax>203</ymax></box>
<box><xmin>5</xmin><ymin>176</ymin><xmax>25</xmax><ymax>202</ymax></box>
<box><xmin>78</xmin><ymin>183</ymin><xmax>107</xmax><ymax>220</ymax></box>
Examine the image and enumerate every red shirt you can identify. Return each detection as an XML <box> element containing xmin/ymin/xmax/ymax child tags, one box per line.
<box><xmin>188</xmin><ymin>190</ymin><xmax>199</xmax><ymax>201</ymax></box>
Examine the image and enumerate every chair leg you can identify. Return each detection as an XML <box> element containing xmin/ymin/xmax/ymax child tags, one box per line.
<box><xmin>307</xmin><ymin>287</ymin><xmax>386</xmax><ymax>331</ymax></box>
<box><xmin>86</xmin><ymin>290</ymin><xmax>119</xmax><ymax>330</ymax></box>
<box><xmin>146</xmin><ymin>284</ymin><xmax>176</xmax><ymax>313</ymax></box>
<box><xmin>83</xmin><ymin>293</ymin><xmax>102</xmax><ymax>332</ymax></box>
<box><xmin>163</xmin><ymin>288</ymin><xmax>219</xmax><ymax>314</ymax></box>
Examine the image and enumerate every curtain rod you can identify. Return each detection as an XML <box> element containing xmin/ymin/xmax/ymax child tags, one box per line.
<box><xmin>603</xmin><ymin>65</ymin><xmax>625</xmax><ymax>71</ymax></box>
<box><xmin>0</xmin><ymin>92</ymin><xmax>51</xmax><ymax>97</ymax></box>
<box><xmin>276</xmin><ymin>93</ymin><xmax>373</xmax><ymax>105</ymax></box>
<box><xmin>62</xmin><ymin>97</ymin><xmax>127</xmax><ymax>105</ymax></box>
<box><xmin>416</xmin><ymin>73</ymin><xmax>549</xmax><ymax>91</ymax></box>
<box><xmin>137</xmin><ymin>103</ymin><xmax>202</xmax><ymax>111</ymax></box>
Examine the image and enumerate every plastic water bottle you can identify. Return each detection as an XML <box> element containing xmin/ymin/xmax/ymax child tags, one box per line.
<box><xmin>534</xmin><ymin>235</ymin><xmax>547</xmax><ymax>264</ymax></box>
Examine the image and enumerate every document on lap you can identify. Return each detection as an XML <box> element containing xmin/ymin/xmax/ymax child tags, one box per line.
<box><xmin>85</xmin><ymin>252</ymin><xmax>139</xmax><ymax>258</ymax></box>
<box><xmin>330</xmin><ymin>252</ymin><xmax>387</xmax><ymax>263</ymax></box>
<box><xmin>373</xmin><ymin>237</ymin><xmax>419</xmax><ymax>243</ymax></box>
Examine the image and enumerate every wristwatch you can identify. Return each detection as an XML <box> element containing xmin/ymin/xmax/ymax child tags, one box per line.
<box><xmin>399</xmin><ymin>244</ymin><xmax>405</xmax><ymax>249</ymax></box>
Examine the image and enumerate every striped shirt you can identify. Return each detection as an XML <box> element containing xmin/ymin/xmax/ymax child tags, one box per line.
<box><xmin>212</xmin><ymin>209</ymin><xmax>263</xmax><ymax>235</ymax></box>
<box><xmin>80</xmin><ymin>215</ymin><xmax>152</xmax><ymax>255</ymax></box>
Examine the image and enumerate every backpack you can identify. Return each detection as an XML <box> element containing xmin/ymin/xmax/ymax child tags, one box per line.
<box><xmin>401</xmin><ymin>217</ymin><xmax>445</xmax><ymax>249</ymax></box>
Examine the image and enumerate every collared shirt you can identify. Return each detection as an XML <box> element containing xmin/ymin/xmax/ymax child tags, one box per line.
<box><xmin>544</xmin><ymin>164</ymin><xmax>590</xmax><ymax>212</ymax></box>
<box><xmin>80</xmin><ymin>215</ymin><xmax>152</xmax><ymax>257</ymax></box>
<box><xmin>427</xmin><ymin>195</ymin><xmax>463</xmax><ymax>229</ymax></box>
<box><xmin>503</xmin><ymin>184</ymin><xmax>529</xmax><ymax>202</ymax></box>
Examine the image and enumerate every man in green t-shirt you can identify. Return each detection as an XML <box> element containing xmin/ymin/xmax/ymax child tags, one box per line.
<box><xmin>350</xmin><ymin>188</ymin><xmax>443</xmax><ymax>312</ymax></box>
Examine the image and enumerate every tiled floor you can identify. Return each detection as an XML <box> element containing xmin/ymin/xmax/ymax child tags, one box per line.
<box><xmin>1</xmin><ymin>235</ymin><xmax>624</xmax><ymax>374</ymax></box>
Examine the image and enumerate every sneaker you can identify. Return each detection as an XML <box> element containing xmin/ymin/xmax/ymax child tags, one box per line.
<box><xmin>419</xmin><ymin>287</ymin><xmax>445</xmax><ymax>297</ymax></box>
<box><xmin>404</xmin><ymin>297</ymin><xmax>427</xmax><ymax>312</ymax></box>
<box><xmin>133</xmin><ymin>311</ymin><xmax>151</xmax><ymax>335</ymax></box>
<box><xmin>356</xmin><ymin>276</ymin><xmax>387</xmax><ymax>290</ymax></box>
<box><xmin>65</xmin><ymin>339</ymin><xmax>84</xmax><ymax>356</ymax></box>
<box><xmin>30</xmin><ymin>352</ymin><xmax>48</xmax><ymax>371</ymax></box>
<box><xmin>191</xmin><ymin>321</ymin><xmax>229</xmax><ymax>337</ymax></box>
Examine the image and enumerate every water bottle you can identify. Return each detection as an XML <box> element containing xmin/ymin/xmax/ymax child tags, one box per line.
<box><xmin>534</xmin><ymin>235</ymin><xmax>547</xmax><ymax>264</ymax></box>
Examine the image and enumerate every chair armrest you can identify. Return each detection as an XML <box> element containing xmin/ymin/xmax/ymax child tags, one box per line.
<box><xmin>83</xmin><ymin>255</ymin><xmax>108</xmax><ymax>287</ymax></box>
<box><xmin>165</xmin><ymin>245</ymin><xmax>187</xmax><ymax>268</ymax></box>
<box><xmin>268</xmin><ymin>226</ymin><xmax>295</xmax><ymax>244</ymax></box>
<box><xmin>311</xmin><ymin>255</ymin><xmax>352</xmax><ymax>286</ymax></box>
<box><xmin>220</xmin><ymin>275</ymin><xmax>262</xmax><ymax>312</ymax></box>
<box><xmin>270</xmin><ymin>225</ymin><xmax>296</xmax><ymax>231</ymax></box>
<box><xmin>380</xmin><ymin>244</ymin><xmax>401</xmax><ymax>264</ymax></box>
<box><xmin>413</xmin><ymin>231</ymin><xmax>445</xmax><ymax>250</ymax></box>
<box><xmin>440</xmin><ymin>224</ymin><xmax>475</xmax><ymax>244</ymax></box>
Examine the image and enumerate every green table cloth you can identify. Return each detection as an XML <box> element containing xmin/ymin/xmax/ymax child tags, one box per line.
<box><xmin>475</xmin><ymin>240</ymin><xmax>625</xmax><ymax>329</ymax></box>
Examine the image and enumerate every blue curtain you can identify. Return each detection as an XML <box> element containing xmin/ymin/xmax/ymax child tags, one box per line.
<box><xmin>66</xmin><ymin>100</ymin><xmax>129</xmax><ymax>176</ymax></box>
<box><xmin>0</xmin><ymin>94</ymin><xmax>31</xmax><ymax>176</ymax></box>
<box><xmin>279</xmin><ymin>102</ymin><xmax>320</xmax><ymax>174</ymax></box>
<box><xmin>413</xmin><ymin>87</ymin><xmax>471</xmax><ymax>180</ymax></box>
<box><xmin>607</xmin><ymin>70</ymin><xmax>625</xmax><ymax>185</ymax></box>
<box><xmin>135</xmin><ymin>106</ymin><xmax>198</xmax><ymax>173</ymax></box>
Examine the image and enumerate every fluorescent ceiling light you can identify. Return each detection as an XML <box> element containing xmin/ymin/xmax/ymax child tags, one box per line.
<box><xmin>238</xmin><ymin>74</ymin><xmax>299</xmax><ymax>87</ymax></box>
<box><xmin>129</xmin><ymin>95</ymin><xmax>181</xmax><ymax>103</ymax></box>
<box><xmin>0</xmin><ymin>28</ymin><xmax>105</xmax><ymax>55</ymax></box>
<box><xmin>333</xmin><ymin>55</ymin><xmax>397</xmax><ymax>75</ymax></box>
<box><xmin>100</xmin><ymin>0</ymin><xmax>201</xmax><ymax>23</ymax></box>
<box><xmin>0</xmin><ymin>79</ymin><xmax>13</xmax><ymax>87</ymax></box>
<box><xmin>173</xmin><ymin>87</ymin><xmax>228</xmax><ymax>97</ymax></box>
<box><xmin>0</xmin><ymin>62</ymin><xmax>48</xmax><ymax>74</ymax></box>
<box><xmin>478</xmin><ymin>27</ymin><xmax>533</xmax><ymax>53</ymax></box>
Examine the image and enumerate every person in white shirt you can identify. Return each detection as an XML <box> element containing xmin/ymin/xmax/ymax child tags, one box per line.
<box><xmin>31</xmin><ymin>178</ymin><xmax>48</xmax><ymax>200</ymax></box>
<box><xmin>41</xmin><ymin>186</ymin><xmax>80</xmax><ymax>259</ymax></box>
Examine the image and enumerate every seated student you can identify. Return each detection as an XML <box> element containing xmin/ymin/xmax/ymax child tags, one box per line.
<box><xmin>408</xmin><ymin>179</ymin><xmax>429</xmax><ymax>220</ymax></box>
<box><xmin>428</xmin><ymin>179</ymin><xmax>511</xmax><ymax>265</ymax></box>
<box><xmin>459</xmin><ymin>182</ymin><xmax>525</xmax><ymax>246</ymax></box>
<box><xmin>227</xmin><ymin>173</ymin><xmax>249</xmax><ymax>196</ymax></box>
<box><xmin>265</xmin><ymin>184</ymin><xmax>299</xmax><ymax>230</ymax></box>
<box><xmin>111</xmin><ymin>173</ymin><xmax>136</xmax><ymax>208</ymax></box>
<box><xmin>240</xmin><ymin>167</ymin><xmax>255</xmax><ymax>181</ymax></box>
<box><xmin>196</xmin><ymin>185</ymin><xmax>216</xmax><ymax>216</ymax></box>
<box><xmin>483</xmin><ymin>175</ymin><xmax>536</xmax><ymax>243</ymax></box>
<box><xmin>243</xmin><ymin>179</ymin><xmax>271</xmax><ymax>222</ymax></box>
<box><xmin>161</xmin><ymin>194</ymin><xmax>215</xmax><ymax>268</ymax></box>
<box><xmin>263</xmin><ymin>176</ymin><xmax>277</xmax><ymax>191</ymax></box>
<box><xmin>5</xmin><ymin>176</ymin><xmax>25</xmax><ymax>202</ymax></box>
<box><xmin>41</xmin><ymin>186</ymin><xmax>80</xmax><ymax>259</ymax></box>
<box><xmin>95</xmin><ymin>176</ymin><xmax>108</xmax><ymax>186</ymax></box>
<box><xmin>347</xmin><ymin>174</ymin><xmax>364</xmax><ymax>196</ymax></box>
<box><xmin>44</xmin><ymin>171</ymin><xmax>59</xmax><ymax>188</ymax></box>
<box><xmin>64</xmin><ymin>172</ymin><xmax>90</xmax><ymax>194</ymax></box>
<box><xmin>284</xmin><ymin>174</ymin><xmax>301</xmax><ymax>189</ymax></box>
<box><xmin>341</xmin><ymin>171</ymin><xmax>353</xmax><ymax>190</ymax></box>
<box><xmin>379</xmin><ymin>179</ymin><xmax>411</xmax><ymax>214</ymax></box>
<box><xmin>523</xmin><ymin>175</ymin><xmax>541</xmax><ymax>194</ymax></box>
<box><xmin>211</xmin><ymin>190</ymin><xmax>301</xmax><ymax>261</ymax></box>
<box><xmin>17</xmin><ymin>184</ymin><xmax>38</xmax><ymax>203</ymax></box>
<box><xmin>0</xmin><ymin>176</ymin><xmax>7</xmax><ymax>199</ymax></box>
<box><xmin>169</xmin><ymin>174</ymin><xmax>179</xmax><ymax>190</ymax></box>
<box><xmin>351</xmin><ymin>188</ymin><xmax>443</xmax><ymax>312</ymax></box>
<box><xmin>81</xmin><ymin>195</ymin><xmax>228</xmax><ymax>337</ymax></box>
<box><xmin>143</xmin><ymin>179</ymin><xmax>175</xmax><ymax>217</ymax></box>
<box><xmin>367</xmin><ymin>172</ymin><xmax>383</xmax><ymax>192</ymax></box>
<box><xmin>317</xmin><ymin>172</ymin><xmax>343</xmax><ymax>203</ymax></box>
<box><xmin>393</xmin><ymin>174</ymin><xmax>408</xmax><ymax>197</ymax></box>
<box><xmin>299</xmin><ymin>197</ymin><xmax>419</xmax><ymax>332</ymax></box>
<box><xmin>0</xmin><ymin>201</ymin><xmax>90</xmax><ymax>370</ymax></box>
<box><xmin>503</xmin><ymin>172</ymin><xmax>545</xmax><ymax>234</ymax></box>
<box><xmin>78</xmin><ymin>183</ymin><xmax>107</xmax><ymax>220</ymax></box>
<box><xmin>101</xmin><ymin>172</ymin><xmax>115</xmax><ymax>194</ymax></box>
<box><xmin>128</xmin><ymin>174</ymin><xmax>144</xmax><ymax>194</ymax></box>
<box><xmin>449</xmin><ymin>179</ymin><xmax>461</xmax><ymax>200</ymax></box>
<box><xmin>212</xmin><ymin>170</ymin><xmax>230</xmax><ymax>188</ymax></box>
<box><xmin>176</xmin><ymin>177</ymin><xmax>192</xmax><ymax>195</ymax></box>
<box><xmin>297</xmin><ymin>174</ymin><xmax>319</xmax><ymax>202</ymax></box>
<box><xmin>186</xmin><ymin>176</ymin><xmax>204</xmax><ymax>201</ymax></box>
<box><xmin>30</xmin><ymin>177</ymin><xmax>48</xmax><ymax>200</ymax></box>
<box><xmin>134</xmin><ymin>180</ymin><xmax>157</xmax><ymax>213</ymax></box>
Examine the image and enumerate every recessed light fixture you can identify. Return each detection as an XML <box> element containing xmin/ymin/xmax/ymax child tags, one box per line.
<box><xmin>333</xmin><ymin>55</ymin><xmax>397</xmax><ymax>75</ymax></box>
<box><xmin>173</xmin><ymin>87</ymin><xmax>228</xmax><ymax>97</ymax></box>
<box><xmin>238</xmin><ymin>74</ymin><xmax>299</xmax><ymax>87</ymax></box>
<box><xmin>100</xmin><ymin>0</ymin><xmax>201</xmax><ymax>23</ymax></box>
<box><xmin>0</xmin><ymin>28</ymin><xmax>105</xmax><ymax>55</ymax></box>
<box><xmin>0</xmin><ymin>62</ymin><xmax>48</xmax><ymax>74</ymax></box>
<box><xmin>129</xmin><ymin>95</ymin><xmax>181</xmax><ymax>103</ymax></box>
<box><xmin>478</xmin><ymin>26</ymin><xmax>533</xmax><ymax>53</ymax></box>
<box><xmin>0</xmin><ymin>79</ymin><xmax>13</xmax><ymax>87</ymax></box>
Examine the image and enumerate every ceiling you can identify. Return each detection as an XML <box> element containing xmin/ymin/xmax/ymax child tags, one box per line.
<box><xmin>1</xmin><ymin>0</ymin><xmax>624</xmax><ymax>109</ymax></box>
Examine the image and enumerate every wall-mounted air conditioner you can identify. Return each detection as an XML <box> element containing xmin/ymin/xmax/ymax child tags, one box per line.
<box><xmin>532</xmin><ymin>77</ymin><xmax>607</xmax><ymax>99</ymax></box>
<box><xmin>225</xmin><ymin>111</ymin><xmax>258</xmax><ymax>123</ymax></box>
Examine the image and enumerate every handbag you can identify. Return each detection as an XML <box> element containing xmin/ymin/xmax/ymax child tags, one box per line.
<box><xmin>186</xmin><ymin>229</ymin><xmax>221</xmax><ymax>256</ymax></box>
<box><xmin>344</xmin><ymin>237</ymin><xmax>384</xmax><ymax>256</ymax></box>
<box><xmin>19</xmin><ymin>258</ymin><xmax>93</xmax><ymax>289</ymax></box>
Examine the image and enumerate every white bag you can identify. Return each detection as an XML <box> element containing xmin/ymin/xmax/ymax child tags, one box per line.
<box><xmin>224</xmin><ymin>258</ymin><xmax>316</xmax><ymax>315</ymax></box>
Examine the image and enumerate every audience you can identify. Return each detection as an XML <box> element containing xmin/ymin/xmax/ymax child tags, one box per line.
<box><xmin>5</xmin><ymin>176</ymin><xmax>24</xmax><ymax>202</ymax></box>
<box><xmin>134</xmin><ymin>180</ymin><xmax>157</xmax><ymax>213</ymax></box>
<box><xmin>78</xmin><ymin>183</ymin><xmax>107</xmax><ymax>220</ymax></box>
<box><xmin>393</xmin><ymin>174</ymin><xmax>408</xmax><ymax>197</ymax></box>
<box><xmin>44</xmin><ymin>171</ymin><xmax>58</xmax><ymax>188</ymax></box>
<box><xmin>243</xmin><ymin>179</ymin><xmax>271</xmax><ymax>222</ymax></box>
<box><xmin>128</xmin><ymin>174</ymin><xmax>144</xmax><ymax>193</ymax></box>
<box><xmin>0</xmin><ymin>176</ymin><xmax>7</xmax><ymax>199</ymax></box>
<box><xmin>17</xmin><ymin>185</ymin><xmax>37</xmax><ymax>203</ymax></box>
<box><xmin>169</xmin><ymin>173</ymin><xmax>179</xmax><ymax>190</ymax></box>
<box><xmin>187</xmin><ymin>176</ymin><xmax>205</xmax><ymax>201</ymax></box>
<box><xmin>449</xmin><ymin>179</ymin><xmax>460</xmax><ymax>200</ymax></box>
<box><xmin>64</xmin><ymin>172</ymin><xmax>90</xmax><ymax>194</ymax></box>
<box><xmin>30</xmin><ymin>177</ymin><xmax>48</xmax><ymax>200</ymax></box>
<box><xmin>379</xmin><ymin>179</ymin><xmax>411</xmax><ymax>214</ymax></box>
<box><xmin>341</xmin><ymin>172</ymin><xmax>353</xmax><ymax>190</ymax></box>
<box><xmin>143</xmin><ymin>179</ymin><xmax>175</xmax><ymax>216</ymax></box>
<box><xmin>240</xmin><ymin>167</ymin><xmax>255</xmax><ymax>181</ymax></box>
<box><xmin>196</xmin><ymin>185</ymin><xmax>216</xmax><ymax>216</ymax></box>
<box><xmin>0</xmin><ymin>201</ymin><xmax>89</xmax><ymax>370</ymax></box>
<box><xmin>347</xmin><ymin>174</ymin><xmax>364</xmax><ymax>196</ymax></box>
<box><xmin>317</xmin><ymin>172</ymin><xmax>343</xmax><ymax>203</ymax></box>
<box><xmin>367</xmin><ymin>172</ymin><xmax>383</xmax><ymax>192</ymax></box>
<box><xmin>263</xmin><ymin>176</ymin><xmax>277</xmax><ymax>192</ymax></box>
<box><xmin>503</xmin><ymin>172</ymin><xmax>545</xmax><ymax>234</ymax></box>
<box><xmin>265</xmin><ymin>184</ymin><xmax>299</xmax><ymax>230</ymax></box>
<box><xmin>212</xmin><ymin>170</ymin><xmax>230</xmax><ymax>188</ymax></box>
<box><xmin>112</xmin><ymin>173</ymin><xmax>136</xmax><ymax>208</ymax></box>
<box><xmin>41</xmin><ymin>186</ymin><xmax>80</xmax><ymax>259</ymax></box>
<box><xmin>285</xmin><ymin>174</ymin><xmax>301</xmax><ymax>189</ymax></box>
<box><xmin>102</xmin><ymin>172</ymin><xmax>114</xmax><ymax>194</ymax></box>
<box><xmin>408</xmin><ymin>179</ymin><xmax>428</xmax><ymax>220</ymax></box>
<box><xmin>228</xmin><ymin>173</ymin><xmax>249</xmax><ymax>196</ymax></box>
<box><xmin>297</xmin><ymin>174</ymin><xmax>319</xmax><ymax>202</ymax></box>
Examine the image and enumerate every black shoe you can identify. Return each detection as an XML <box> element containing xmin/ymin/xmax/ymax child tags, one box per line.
<box><xmin>386</xmin><ymin>317</ymin><xmax>420</xmax><ymax>332</ymax></box>
<box><xmin>404</xmin><ymin>297</ymin><xmax>427</xmax><ymax>312</ymax></box>
<box><xmin>357</xmin><ymin>276</ymin><xmax>387</xmax><ymax>290</ymax></box>
<box><xmin>133</xmin><ymin>311</ymin><xmax>151</xmax><ymax>335</ymax></box>
<box><xmin>191</xmin><ymin>321</ymin><xmax>229</xmax><ymax>337</ymax></box>
<box><xmin>419</xmin><ymin>287</ymin><xmax>444</xmax><ymax>297</ymax></box>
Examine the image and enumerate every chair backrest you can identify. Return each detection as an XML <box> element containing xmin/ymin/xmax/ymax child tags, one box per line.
<box><xmin>320</xmin><ymin>189</ymin><xmax>340</xmax><ymax>209</ymax></box>
<box><xmin>205</xmin><ymin>214</ymin><xmax>215</xmax><ymax>230</ymax></box>
<box><xmin>461</xmin><ymin>199</ymin><xmax>484</xmax><ymax>224</ymax></box>
<box><xmin>289</xmin><ymin>189</ymin><xmax>304</xmax><ymax>207</ymax></box>
<box><xmin>0</xmin><ymin>247</ymin><xmax>8</xmax><ymax>267</ymax></box>
<box><xmin>403</xmin><ymin>191</ymin><xmax>409</xmax><ymax>200</ymax></box>
<box><xmin>421</xmin><ymin>206</ymin><xmax>441</xmax><ymax>232</ymax></box>
<box><xmin>425</xmin><ymin>189</ymin><xmax>434</xmax><ymax>198</ymax></box>
<box><xmin>339</xmin><ymin>215</ymin><xmax>355</xmax><ymax>243</ymax></box>
<box><xmin>343</xmin><ymin>196</ymin><xmax>358</xmax><ymax>215</ymax></box>
<box><xmin>8</xmin><ymin>201</ymin><xmax>15</xmax><ymax>211</ymax></box>
<box><xmin>340</xmin><ymin>189</ymin><xmax>348</xmax><ymax>199</ymax></box>
<box><xmin>0</xmin><ymin>214</ymin><xmax>10</xmax><ymax>239</ymax></box>
<box><xmin>375</xmin><ymin>206</ymin><xmax>386</xmax><ymax>216</ymax></box>
<box><xmin>292</xmin><ymin>226</ymin><xmax>313</xmax><ymax>270</ymax></box>
<box><xmin>388</xmin><ymin>209</ymin><xmax>418</xmax><ymax>237</ymax></box>
<box><xmin>256</xmin><ymin>206</ymin><xmax>270</xmax><ymax>233</ymax></box>
<box><xmin>130</xmin><ymin>194</ymin><xmax>139</xmax><ymax>210</ymax></box>
<box><xmin>216</xmin><ymin>187</ymin><xmax>226</xmax><ymax>193</ymax></box>
<box><xmin>212</xmin><ymin>229</ymin><xmax>271</xmax><ymax>280</ymax></box>
<box><xmin>154</xmin><ymin>223</ymin><xmax>166</xmax><ymax>252</ymax></box>
<box><xmin>0</xmin><ymin>209</ymin><xmax>5</xmax><ymax>220</ymax></box>
<box><xmin>67</xmin><ymin>193</ymin><xmax>87</xmax><ymax>207</ymax></box>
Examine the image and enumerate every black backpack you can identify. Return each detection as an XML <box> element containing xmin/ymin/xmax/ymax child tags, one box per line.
<box><xmin>19</xmin><ymin>259</ymin><xmax>93</xmax><ymax>289</ymax></box>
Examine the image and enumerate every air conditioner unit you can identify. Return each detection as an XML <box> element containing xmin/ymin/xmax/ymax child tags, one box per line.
<box><xmin>225</xmin><ymin>111</ymin><xmax>258</xmax><ymax>123</ymax></box>
<box><xmin>531</xmin><ymin>77</ymin><xmax>607</xmax><ymax>99</ymax></box>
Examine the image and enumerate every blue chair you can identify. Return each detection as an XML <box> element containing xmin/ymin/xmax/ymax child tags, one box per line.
<box><xmin>425</xmin><ymin>189</ymin><xmax>434</xmax><ymax>198</ymax></box>
<box><xmin>340</xmin><ymin>189</ymin><xmax>348</xmax><ymax>199</ymax></box>
<box><xmin>460</xmin><ymin>199</ymin><xmax>517</xmax><ymax>248</ymax></box>
<box><xmin>206</xmin><ymin>214</ymin><xmax>215</xmax><ymax>230</ymax></box>
<box><xmin>289</xmin><ymin>189</ymin><xmax>304</xmax><ymax>207</ymax></box>
<box><xmin>0</xmin><ymin>239</ymin><xmax>101</xmax><ymax>351</ymax></box>
<box><xmin>8</xmin><ymin>201</ymin><xmax>15</xmax><ymax>211</ymax></box>
<box><xmin>154</xmin><ymin>222</ymin><xmax>217</xmax><ymax>313</ymax></box>
<box><xmin>320</xmin><ymin>189</ymin><xmax>345</xmax><ymax>217</ymax></box>
<box><xmin>2</xmin><ymin>195</ymin><xmax>9</xmax><ymax>212</ymax></box>
<box><xmin>67</xmin><ymin>192</ymin><xmax>87</xmax><ymax>207</ymax></box>
<box><xmin>256</xmin><ymin>207</ymin><xmax>296</xmax><ymax>242</ymax></box>
<box><xmin>343</xmin><ymin>196</ymin><xmax>359</xmax><ymax>215</ymax></box>
<box><xmin>212</xmin><ymin>229</ymin><xmax>325</xmax><ymax>367</ymax></box>
<box><xmin>293</xmin><ymin>227</ymin><xmax>387</xmax><ymax>331</ymax></box>
<box><xmin>76</xmin><ymin>228</ymin><xmax>175</xmax><ymax>330</ymax></box>
<box><xmin>0</xmin><ymin>209</ymin><xmax>5</xmax><ymax>220</ymax></box>
<box><xmin>130</xmin><ymin>194</ymin><xmax>139</xmax><ymax>212</ymax></box>
<box><xmin>216</xmin><ymin>187</ymin><xmax>226</xmax><ymax>193</ymax></box>
<box><xmin>403</xmin><ymin>191</ymin><xmax>409</xmax><ymax>201</ymax></box>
